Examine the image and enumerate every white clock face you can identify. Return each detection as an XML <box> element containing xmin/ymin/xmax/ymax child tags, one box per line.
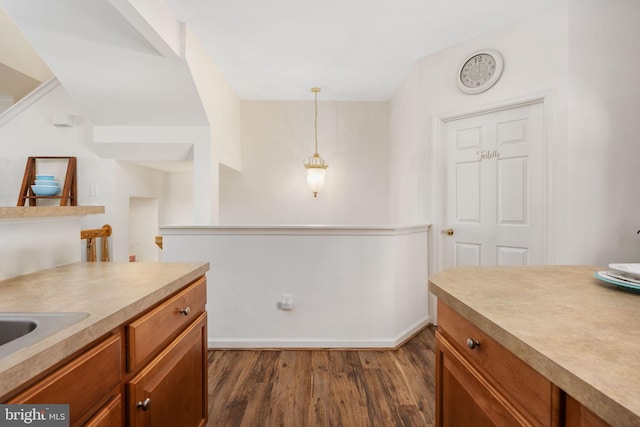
<box><xmin>461</xmin><ymin>54</ymin><xmax>496</xmax><ymax>88</ymax></box>
<box><xmin>457</xmin><ymin>50</ymin><xmax>504</xmax><ymax>94</ymax></box>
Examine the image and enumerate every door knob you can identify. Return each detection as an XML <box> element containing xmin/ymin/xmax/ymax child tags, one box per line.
<box><xmin>443</xmin><ymin>228</ymin><xmax>454</xmax><ymax>236</ymax></box>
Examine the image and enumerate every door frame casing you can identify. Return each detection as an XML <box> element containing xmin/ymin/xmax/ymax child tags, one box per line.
<box><xmin>431</xmin><ymin>91</ymin><xmax>556</xmax><ymax>275</ymax></box>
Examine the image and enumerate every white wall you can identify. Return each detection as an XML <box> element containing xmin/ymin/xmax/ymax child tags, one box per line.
<box><xmin>0</xmin><ymin>81</ymin><xmax>180</xmax><ymax>269</ymax></box>
<box><xmin>0</xmin><ymin>218</ymin><xmax>81</xmax><ymax>280</ymax></box>
<box><xmin>184</xmin><ymin>28</ymin><xmax>242</xmax><ymax>172</ymax></box>
<box><xmin>0</xmin><ymin>82</ymin><xmax>114</xmax><ymax>242</ymax></box>
<box><xmin>0</xmin><ymin>82</ymin><xmax>117</xmax><ymax>276</ymax></box>
<box><xmin>389</xmin><ymin>65</ymin><xmax>419</xmax><ymax>225</ymax></box>
<box><xmin>391</xmin><ymin>3</ymin><xmax>570</xmax><ymax>270</ymax></box>
<box><xmin>392</xmin><ymin>0</ymin><xmax>640</xmax><ymax>269</ymax></box>
<box><xmin>184</xmin><ymin>28</ymin><xmax>242</xmax><ymax>224</ymax></box>
<box><xmin>164</xmin><ymin>171</ymin><xmax>194</xmax><ymax>224</ymax></box>
<box><xmin>0</xmin><ymin>83</ymin><xmax>109</xmax><ymax>209</ymax></box>
<box><xmin>161</xmin><ymin>225</ymin><xmax>430</xmax><ymax>348</ymax></box>
<box><xmin>220</xmin><ymin>101</ymin><xmax>391</xmax><ymax>224</ymax></box>
<box><xmin>0</xmin><ymin>96</ymin><xmax>14</xmax><ymax>114</ymax></box>
<box><xmin>564</xmin><ymin>0</ymin><xmax>640</xmax><ymax>264</ymax></box>
<box><xmin>393</xmin><ymin>229</ymin><xmax>430</xmax><ymax>333</ymax></box>
<box><xmin>0</xmin><ymin>5</ymin><xmax>53</xmax><ymax>82</ymax></box>
<box><xmin>111</xmin><ymin>161</ymin><xmax>172</xmax><ymax>261</ymax></box>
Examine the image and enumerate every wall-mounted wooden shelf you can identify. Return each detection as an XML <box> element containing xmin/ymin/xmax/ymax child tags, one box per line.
<box><xmin>0</xmin><ymin>206</ymin><xmax>105</xmax><ymax>220</ymax></box>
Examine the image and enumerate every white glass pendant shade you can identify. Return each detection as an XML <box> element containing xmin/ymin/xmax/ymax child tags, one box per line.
<box><xmin>306</xmin><ymin>166</ymin><xmax>326</xmax><ymax>197</ymax></box>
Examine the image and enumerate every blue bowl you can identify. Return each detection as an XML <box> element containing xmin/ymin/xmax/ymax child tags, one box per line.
<box><xmin>34</xmin><ymin>180</ymin><xmax>59</xmax><ymax>186</ymax></box>
<box><xmin>35</xmin><ymin>174</ymin><xmax>55</xmax><ymax>180</ymax></box>
<box><xmin>31</xmin><ymin>185</ymin><xmax>62</xmax><ymax>196</ymax></box>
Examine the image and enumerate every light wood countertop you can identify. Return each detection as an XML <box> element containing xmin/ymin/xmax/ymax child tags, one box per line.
<box><xmin>429</xmin><ymin>265</ymin><xmax>640</xmax><ymax>427</ymax></box>
<box><xmin>0</xmin><ymin>206</ymin><xmax>105</xmax><ymax>219</ymax></box>
<box><xmin>0</xmin><ymin>261</ymin><xmax>209</xmax><ymax>400</ymax></box>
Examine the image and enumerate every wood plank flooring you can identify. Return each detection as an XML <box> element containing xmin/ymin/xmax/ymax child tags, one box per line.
<box><xmin>206</xmin><ymin>326</ymin><xmax>436</xmax><ymax>427</ymax></box>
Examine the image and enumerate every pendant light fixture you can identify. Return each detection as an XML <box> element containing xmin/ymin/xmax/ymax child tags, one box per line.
<box><xmin>303</xmin><ymin>87</ymin><xmax>328</xmax><ymax>197</ymax></box>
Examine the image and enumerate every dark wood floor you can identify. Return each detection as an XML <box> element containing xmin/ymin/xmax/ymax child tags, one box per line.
<box><xmin>206</xmin><ymin>325</ymin><xmax>436</xmax><ymax>427</ymax></box>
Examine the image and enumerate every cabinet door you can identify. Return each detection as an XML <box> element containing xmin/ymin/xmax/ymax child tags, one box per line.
<box><xmin>436</xmin><ymin>331</ymin><xmax>531</xmax><ymax>427</ymax></box>
<box><xmin>127</xmin><ymin>313</ymin><xmax>207</xmax><ymax>427</ymax></box>
<box><xmin>84</xmin><ymin>395</ymin><xmax>122</xmax><ymax>427</ymax></box>
<box><xmin>565</xmin><ymin>395</ymin><xmax>610</xmax><ymax>427</ymax></box>
<box><xmin>437</xmin><ymin>301</ymin><xmax>554</xmax><ymax>425</ymax></box>
<box><xmin>8</xmin><ymin>334</ymin><xmax>121</xmax><ymax>427</ymax></box>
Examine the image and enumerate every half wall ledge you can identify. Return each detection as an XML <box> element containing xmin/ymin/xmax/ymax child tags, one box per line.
<box><xmin>159</xmin><ymin>223</ymin><xmax>432</xmax><ymax>349</ymax></box>
<box><xmin>159</xmin><ymin>223</ymin><xmax>431</xmax><ymax>236</ymax></box>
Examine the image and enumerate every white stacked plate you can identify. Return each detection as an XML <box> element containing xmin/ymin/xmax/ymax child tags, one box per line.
<box><xmin>595</xmin><ymin>263</ymin><xmax>640</xmax><ymax>292</ymax></box>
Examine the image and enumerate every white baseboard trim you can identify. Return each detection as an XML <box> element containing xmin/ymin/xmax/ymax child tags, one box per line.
<box><xmin>208</xmin><ymin>316</ymin><xmax>432</xmax><ymax>349</ymax></box>
<box><xmin>391</xmin><ymin>316</ymin><xmax>433</xmax><ymax>347</ymax></box>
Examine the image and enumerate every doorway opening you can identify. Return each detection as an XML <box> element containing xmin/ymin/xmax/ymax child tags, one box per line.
<box><xmin>129</xmin><ymin>197</ymin><xmax>159</xmax><ymax>262</ymax></box>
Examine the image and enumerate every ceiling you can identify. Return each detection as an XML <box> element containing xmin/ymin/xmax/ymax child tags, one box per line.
<box><xmin>0</xmin><ymin>4</ymin><xmax>53</xmax><ymax>103</ymax></box>
<box><xmin>0</xmin><ymin>0</ymin><xmax>209</xmax><ymax>126</ymax></box>
<box><xmin>0</xmin><ymin>62</ymin><xmax>39</xmax><ymax>102</ymax></box>
<box><xmin>164</xmin><ymin>0</ymin><xmax>558</xmax><ymax>101</ymax></box>
<box><xmin>0</xmin><ymin>0</ymin><xmax>558</xmax><ymax>172</ymax></box>
<box><xmin>0</xmin><ymin>0</ymin><xmax>560</xmax><ymax>110</ymax></box>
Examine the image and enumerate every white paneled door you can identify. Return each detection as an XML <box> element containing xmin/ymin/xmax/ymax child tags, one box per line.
<box><xmin>444</xmin><ymin>102</ymin><xmax>545</xmax><ymax>267</ymax></box>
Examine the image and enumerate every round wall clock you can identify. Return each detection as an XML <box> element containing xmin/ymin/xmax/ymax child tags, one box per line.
<box><xmin>457</xmin><ymin>49</ymin><xmax>504</xmax><ymax>94</ymax></box>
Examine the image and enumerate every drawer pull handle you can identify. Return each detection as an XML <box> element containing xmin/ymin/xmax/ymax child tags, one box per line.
<box><xmin>137</xmin><ymin>397</ymin><xmax>151</xmax><ymax>411</ymax></box>
<box><xmin>179</xmin><ymin>306</ymin><xmax>191</xmax><ymax>316</ymax></box>
<box><xmin>466</xmin><ymin>338</ymin><xmax>480</xmax><ymax>350</ymax></box>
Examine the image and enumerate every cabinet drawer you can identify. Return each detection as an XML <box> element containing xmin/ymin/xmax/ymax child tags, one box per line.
<box><xmin>126</xmin><ymin>276</ymin><xmax>206</xmax><ymax>372</ymax></box>
<box><xmin>84</xmin><ymin>394</ymin><xmax>122</xmax><ymax>427</ymax></box>
<box><xmin>436</xmin><ymin>331</ymin><xmax>532</xmax><ymax>426</ymax></box>
<box><xmin>437</xmin><ymin>301</ymin><xmax>553</xmax><ymax>426</ymax></box>
<box><xmin>8</xmin><ymin>334</ymin><xmax>121</xmax><ymax>427</ymax></box>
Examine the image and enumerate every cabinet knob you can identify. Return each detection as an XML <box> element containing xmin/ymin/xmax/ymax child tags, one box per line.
<box><xmin>137</xmin><ymin>397</ymin><xmax>151</xmax><ymax>411</ymax></box>
<box><xmin>466</xmin><ymin>338</ymin><xmax>480</xmax><ymax>350</ymax></box>
<box><xmin>179</xmin><ymin>306</ymin><xmax>191</xmax><ymax>316</ymax></box>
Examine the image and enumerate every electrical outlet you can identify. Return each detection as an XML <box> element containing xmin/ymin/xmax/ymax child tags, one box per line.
<box><xmin>280</xmin><ymin>293</ymin><xmax>293</xmax><ymax>310</ymax></box>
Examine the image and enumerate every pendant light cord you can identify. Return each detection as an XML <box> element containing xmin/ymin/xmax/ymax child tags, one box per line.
<box><xmin>314</xmin><ymin>89</ymin><xmax>319</xmax><ymax>155</ymax></box>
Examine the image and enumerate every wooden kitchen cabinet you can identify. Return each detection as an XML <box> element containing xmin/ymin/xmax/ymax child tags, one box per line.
<box><xmin>428</xmin><ymin>266</ymin><xmax>634</xmax><ymax>426</ymax></box>
<box><xmin>126</xmin><ymin>276</ymin><xmax>206</xmax><ymax>372</ymax></box>
<box><xmin>125</xmin><ymin>276</ymin><xmax>207</xmax><ymax>427</ymax></box>
<box><xmin>5</xmin><ymin>274</ymin><xmax>208</xmax><ymax>427</ymax></box>
<box><xmin>84</xmin><ymin>395</ymin><xmax>123</xmax><ymax>427</ymax></box>
<box><xmin>436</xmin><ymin>333</ymin><xmax>529</xmax><ymax>426</ymax></box>
<box><xmin>565</xmin><ymin>395</ymin><xmax>610</xmax><ymax>427</ymax></box>
<box><xmin>435</xmin><ymin>301</ymin><xmax>561</xmax><ymax>427</ymax></box>
<box><xmin>7</xmin><ymin>333</ymin><xmax>121</xmax><ymax>427</ymax></box>
<box><xmin>127</xmin><ymin>313</ymin><xmax>207</xmax><ymax>427</ymax></box>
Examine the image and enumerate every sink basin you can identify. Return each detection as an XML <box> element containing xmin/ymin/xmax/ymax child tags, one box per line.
<box><xmin>0</xmin><ymin>312</ymin><xmax>89</xmax><ymax>359</ymax></box>
<box><xmin>0</xmin><ymin>319</ymin><xmax>37</xmax><ymax>346</ymax></box>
